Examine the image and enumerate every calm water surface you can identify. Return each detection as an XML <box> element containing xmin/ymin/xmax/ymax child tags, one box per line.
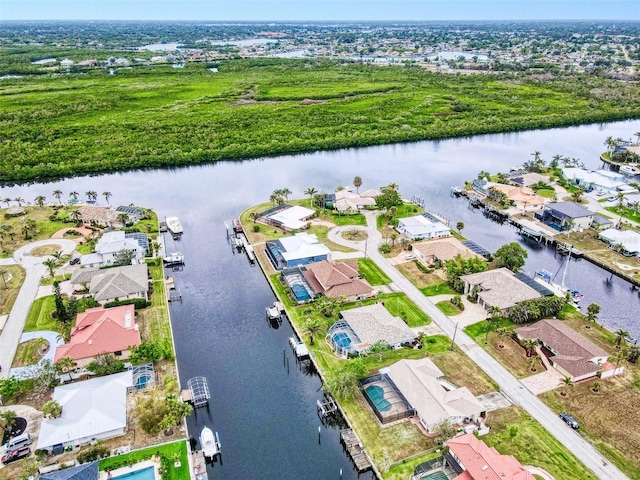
<box><xmin>3</xmin><ymin>120</ymin><xmax>640</xmax><ymax>478</ymax></box>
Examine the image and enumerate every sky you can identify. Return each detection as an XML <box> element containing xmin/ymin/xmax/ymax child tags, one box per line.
<box><xmin>1</xmin><ymin>0</ymin><xmax>639</xmax><ymax>21</ymax></box>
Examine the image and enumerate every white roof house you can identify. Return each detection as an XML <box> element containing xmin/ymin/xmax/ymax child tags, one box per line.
<box><xmin>397</xmin><ymin>215</ymin><xmax>450</xmax><ymax>240</ymax></box>
<box><xmin>37</xmin><ymin>371</ymin><xmax>133</xmax><ymax>451</ymax></box>
<box><xmin>268</xmin><ymin>205</ymin><xmax>315</xmax><ymax>230</ymax></box>
<box><xmin>81</xmin><ymin>231</ymin><xmax>144</xmax><ymax>267</ymax></box>
<box><xmin>384</xmin><ymin>358</ymin><xmax>485</xmax><ymax>432</ymax></box>
<box><xmin>278</xmin><ymin>233</ymin><xmax>331</xmax><ymax>263</ymax></box>
<box><xmin>562</xmin><ymin>168</ymin><xmax>626</xmax><ymax>193</ymax></box>
<box><xmin>598</xmin><ymin>228</ymin><xmax>640</xmax><ymax>256</ymax></box>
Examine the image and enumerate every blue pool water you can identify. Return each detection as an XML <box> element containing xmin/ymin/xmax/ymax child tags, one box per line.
<box><xmin>332</xmin><ymin>332</ymin><xmax>352</xmax><ymax>349</ymax></box>
<box><xmin>420</xmin><ymin>472</ymin><xmax>449</xmax><ymax>480</ymax></box>
<box><xmin>365</xmin><ymin>385</ymin><xmax>391</xmax><ymax>412</ymax></box>
<box><xmin>113</xmin><ymin>466</ymin><xmax>155</xmax><ymax>480</ymax></box>
<box><xmin>291</xmin><ymin>284</ymin><xmax>311</xmax><ymax>301</ymax></box>
<box><xmin>135</xmin><ymin>374</ymin><xmax>151</xmax><ymax>390</ymax></box>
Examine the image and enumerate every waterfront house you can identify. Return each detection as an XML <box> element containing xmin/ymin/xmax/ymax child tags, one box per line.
<box><xmin>535</xmin><ymin>201</ymin><xmax>594</xmax><ymax>232</ymax></box>
<box><xmin>561</xmin><ymin>168</ymin><xmax>626</xmax><ymax>194</ymax></box>
<box><xmin>80</xmin><ymin>231</ymin><xmax>146</xmax><ymax>268</ymax></box>
<box><xmin>412</xmin><ymin>237</ymin><xmax>481</xmax><ymax>266</ymax></box>
<box><xmin>397</xmin><ymin>214</ymin><xmax>451</xmax><ymax>241</ymax></box>
<box><xmin>37</xmin><ymin>371</ymin><xmax>133</xmax><ymax>453</ymax></box>
<box><xmin>327</xmin><ymin>303</ymin><xmax>415</xmax><ymax>357</ymax></box>
<box><xmin>69</xmin><ymin>264</ymin><xmax>149</xmax><ymax>304</ymax></box>
<box><xmin>333</xmin><ymin>188</ymin><xmax>379</xmax><ymax>212</ymax></box>
<box><xmin>459</xmin><ymin>268</ymin><xmax>541</xmax><ymax>311</ymax></box>
<box><xmin>78</xmin><ymin>205</ymin><xmax>120</xmax><ymax>227</ymax></box>
<box><xmin>260</xmin><ymin>204</ymin><xmax>315</xmax><ymax>231</ymax></box>
<box><xmin>383</xmin><ymin>358</ymin><xmax>485</xmax><ymax>433</ymax></box>
<box><xmin>301</xmin><ymin>259</ymin><xmax>373</xmax><ymax>301</ymax></box>
<box><xmin>53</xmin><ymin>305</ymin><xmax>141</xmax><ymax>368</ymax></box>
<box><xmin>598</xmin><ymin>228</ymin><xmax>640</xmax><ymax>257</ymax></box>
<box><xmin>515</xmin><ymin>319</ymin><xmax>613</xmax><ymax>382</ymax></box>
<box><xmin>265</xmin><ymin>232</ymin><xmax>330</xmax><ymax>270</ymax></box>
<box><xmin>116</xmin><ymin>205</ymin><xmax>146</xmax><ymax>223</ymax></box>
<box><xmin>489</xmin><ymin>184</ymin><xmax>545</xmax><ymax>209</ymax></box>
<box><xmin>444</xmin><ymin>433</ymin><xmax>534</xmax><ymax>480</ymax></box>
<box><xmin>40</xmin><ymin>461</ymin><xmax>99</xmax><ymax>480</ymax></box>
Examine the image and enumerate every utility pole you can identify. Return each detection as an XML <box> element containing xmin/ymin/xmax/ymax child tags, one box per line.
<box><xmin>449</xmin><ymin>322</ymin><xmax>459</xmax><ymax>351</ymax></box>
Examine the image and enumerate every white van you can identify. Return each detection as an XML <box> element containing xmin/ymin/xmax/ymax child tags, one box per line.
<box><xmin>2</xmin><ymin>433</ymin><xmax>32</xmax><ymax>451</ymax></box>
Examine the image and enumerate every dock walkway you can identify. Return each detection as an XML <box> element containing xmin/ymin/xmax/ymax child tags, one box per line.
<box><xmin>340</xmin><ymin>428</ymin><xmax>372</xmax><ymax>473</ymax></box>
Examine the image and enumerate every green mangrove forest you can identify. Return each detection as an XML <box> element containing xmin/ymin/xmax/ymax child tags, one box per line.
<box><xmin>2</xmin><ymin>57</ymin><xmax>640</xmax><ymax>183</ymax></box>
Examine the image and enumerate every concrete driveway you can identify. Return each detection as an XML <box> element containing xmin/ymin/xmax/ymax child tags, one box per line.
<box><xmin>326</xmin><ymin>210</ymin><xmax>628</xmax><ymax>480</ymax></box>
<box><xmin>0</xmin><ymin>239</ymin><xmax>77</xmax><ymax>379</ymax></box>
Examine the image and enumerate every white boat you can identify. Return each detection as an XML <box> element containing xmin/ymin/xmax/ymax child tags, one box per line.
<box><xmin>200</xmin><ymin>426</ymin><xmax>221</xmax><ymax>459</ymax></box>
<box><xmin>166</xmin><ymin>216</ymin><xmax>183</xmax><ymax>235</ymax></box>
<box><xmin>620</xmin><ymin>164</ymin><xmax>640</xmax><ymax>176</ymax></box>
<box><xmin>163</xmin><ymin>252</ymin><xmax>184</xmax><ymax>265</ymax></box>
<box><xmin>533</xmin><ymin>246</ymin><xmax>584</xmax><ymax>305</ymax></box>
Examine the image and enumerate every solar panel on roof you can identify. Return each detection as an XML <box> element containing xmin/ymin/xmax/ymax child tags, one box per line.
<box><xmin>462</xmin><ymin>240</ymin><xmax>492</xmax><ymax>258</ymax></box>
<box><xmin>514</xmin><ymin>273</ymin><xmax>554</xmax><ymax>296</ymax></box>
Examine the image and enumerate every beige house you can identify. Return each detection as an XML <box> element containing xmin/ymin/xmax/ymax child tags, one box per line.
<box><xmin>301</xmin><ymin>260</ymin><xmax>373</xmax><ymax>301</ymax></box>
<box><xmin>70</xmin><ymin>264</ymin><xmax>149</xmax><ymax>304</ymax></box>
<box><xmin>412</xmin><ymin>237</ymin><xmax>481</xmax><ymax>265</ymax></box>
<box><xmin>459</xmin><ymin>268</ymin><xmax>541</xmax><ymax>311</ymax></box>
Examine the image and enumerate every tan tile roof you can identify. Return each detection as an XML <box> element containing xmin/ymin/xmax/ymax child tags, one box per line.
<box><xmin>303</xmin><ymin>260</ymin><xmax>372</xmax><ymax>298</ymax></box>
<box><xmin>413</xmin><ymin>237</ymin><xmax>480</xmax><ymax>262</ymax></box>
<box><xmin>340</xmin><ymin>303</ymin><xmax>414</xmax><ymax>346</ymax></box>
<box><xmin>78</xmin><ymin>205</ymin><xmax>120</xmax><ymax>225</ymax></box>
<box><xmin>460</xmin><ymin>268</ymin><xmax>540</xmax><ymax>309</ymax></box>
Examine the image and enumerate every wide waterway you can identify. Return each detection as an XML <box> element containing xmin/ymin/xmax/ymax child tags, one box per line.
<box><xmin>2</xmin><ymin>119</ymin><xmax>640</xmax><ymax>478</ymax></box>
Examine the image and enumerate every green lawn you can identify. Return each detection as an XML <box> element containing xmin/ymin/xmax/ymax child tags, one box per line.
<box><xmin>358</xmin><ymin>258</ymin><xmax>391</xmax><ymax>286</ymax></box>
<box><xmin>366</xmin><ymin>293</ymin><xmax>431</xmax><ymax>327</ymax></box>
<box><xmin>435</xmin><ymin>300</ymin><xmax>463</xmax><ymax>316</ymax></box>
<box><xmin>604</xmin><ymin>205</ymin><xmax>640</xmax><ymax>224</ymax></box>
<box><xmin>536</xmin><ymin>188</ymin><xmax>556</xmax><ymax>198</ymax></box>
<box><xmin>99</xmin><ymin>440</ymin><xmax>189</xmax><ymax>480</ymax></box>
<box><xmin>0</xmin><ymin>264</ymin><xmax>25</xmax><ymax>316</ymax></box>
<box><xmin>419</xmin><ymin>282</ymin><xmax>457</xmax><ymax>296</ymax></box>
<box><xmin>24</xmin><ymin>295</ymin><xmax>58</xmax><ymax>332</ymax></box>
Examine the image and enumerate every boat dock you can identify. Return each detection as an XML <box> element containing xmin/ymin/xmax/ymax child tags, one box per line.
<box><xmin>340</xmin><ymin>429</ymin><xmax>372</xmax><ymax>473</ymax></box>
<box><xmin>191</xmin><ymin>450</ymin><xmax>208</xmax><ymax>480</ymax></box>
<box><xmin>289</xmin><ymin>336</ymin><xmax>310</xmax><ymax>360</ymax></box>
<box><xmin>165</xmin><ymin>276</ymin><xmax>182</xmax><ymax>303</ymax></box>
<box><xmin>317</xmin><ymin>395</ymin><xmax>338</xmax><ymax>417</ymax></box>
<box><xmin>163</xmin><ymin>252</ymin><xmax>185</xmax><ymax>266</ymax></box>
<box><xmin>182</xmin><ymin>377</ymin><xmax>210</xmax><ymax>408</ymax></box>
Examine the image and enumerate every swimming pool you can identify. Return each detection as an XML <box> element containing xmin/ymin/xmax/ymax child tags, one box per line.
<box><xmin>419</xmin><ymin>471</ymin><xmax>449</xmax><ymax>480</ymax></box>
<box><xmin>365</xmin><ymin>385</ymin><xmax>391</xmax><ymax>412</ymax></box>
<box><xmin>135</xmin><ymin>374</ymin><xmax>151</xmax><ymax>390</ymax></box>
<box><xmin>113</xmin><ymin>466</ymin><xmax>155</xmax><ymax>480</ymax></box>
<box><xmin>332</xmin><ymin>332</ymin><xmax>352</xmax><ymax>349</ymax></box>
<box><xmin>291</xmin><ymin>284</ymin><xmax>311</xmax><ymax>301</ymax></box>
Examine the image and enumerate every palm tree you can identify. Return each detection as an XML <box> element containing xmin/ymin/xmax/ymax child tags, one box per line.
<box><xmin>117</xmin><ymin>212</ymin><xmax>129</xmax><ymax>226</ymax></box>
<box><xmin>70</xmin><ymin>209</ymin><xmax>82</xmax><ymax>226</ymax></box>
<box><xmin>85</xmin><ymin>190</ymin><xmax>97</xmax><ymax>203</ymax></box>
<box><xmin>34</xmin><ymin>195</ymin><xmax>46</xmax><ymax>208</ymax></box>
<box><xmin>634</xmin><ymin>131</ymin><xmax>640</xmax><ymax>145</ymax></box>
<box><xmin>56</xmin><ymin>356</ymin><xmax>76</xmax><ymax>383</ymax></box>
<box><xmin>353</xmin><ymin>176</ymin><xmax>362</xmax><ymax>193</ymax></box>
<box><xmin>102</xmin><ymin>191</ymin><xmax>112</xmax><ymax>205</ymax></box>
<box><xmin>152</xmin><ymin>241</ymin><xmax>161</xmax><ymax>257</ymax></box>
<box><xmin>520</xmin><ymin>338</ymin><xmax>538</xmax><ymax>357</ymax></box>
<box><xmin>614</xmin><ymin>328</ymin><xmax>629</xmax><ymax>349</ymax></box>
<box><xmin>570</xmin><ymin>188</ymin><xmax>583</xmax><ymax>203</ymax></box>
<box><xmin>43</xmin><ymin>258</ymin><xmax>57</xmax><ymax>277</ymax></box>
<box><xmin>53</xmin><ymin>190</ymin><xmax>63</xmax><ymax>204</ymax></box>
<box><xmin>529</xmin><ymin>354</ymin><xmax>541</xmax><ymax>372</ymax></box>
<box><xmin>305</xmin><ymin>318</ymin><xmax>322</xmax><ymax>345</ymax></box>
<box><xmin>69</xmin><ymin>191</ymin><xmax>79</xmax><ymax>201</ymax></box>
<box><xmin>2</xmin><ymin>197</ymin><xmax>11</xmax><ymax>207</ymax></box>
<box><xmin>585</xmin><ymin>303</ymin><xmax>600</xmax><ymax>329</ymax></box>
<box><xmin>497</xmin><ymin>327</ymin><xmax>509</xmax><ymax>348</ymax></box>
<box><xmin>456</xmin><ymin>221</ymin><xmax>464</xmax><ymax>233</ymax></box>
<box><xmin>42</xmin><ymin>400</ymin><xmax>62</xmax><ymax>419</ymax></box>
<box><xmin>612</xmin><ymin>349</ymin><xmax>627</xmax><ymax>370</ymax></box>
<box><xmin>13</xmin><ymin>197</ymin><xmax>24</xmax><ymax>207</ymax></box>
<box><xmin>390</xmin><ymin>232</ymin><xmax>398</xmax><ymax>246</ymax></box>
<box><xmin>592</xmin><ymin>380</ymin><xmax>601</xmax><ymax>393</ymax></box>
<box><xmin>304</xmin><ymin>187</ymin><xmax>317</xmax><ymax>208</ymax></box>
<box><xmin>558</xmin><ymin>375</ymin><xmax>574</xmax><ymax>396</ymax></box>
<box><xmin>279</xmin><ymin>188</ymin><xmax>292</xmax><ymax>201</ymax></box>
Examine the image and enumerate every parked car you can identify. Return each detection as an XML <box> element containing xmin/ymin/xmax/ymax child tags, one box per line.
<box><xmin>560</xmin><ymin>412</ymin><xmax>579</xmax><ymax>429</ymax></box>
<box><xmin>404</xmin><ymin>254</ymin><xmax>416</xmax><ymax>260</ymax></box>
<box><xmin>69</xmin><ymin>257</ymin><xmax>80</xmax><ymax>265</ymax></box>
<box><xmin>1</xmin><ymin>446</ymin><xmax>30</xmax><ymax>464</ymax></box>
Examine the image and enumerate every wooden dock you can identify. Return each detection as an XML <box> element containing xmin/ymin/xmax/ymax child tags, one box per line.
<box><xmin>191</xmin><ymin>450</ymin><xmax>208</xmax><ymax>480</ymax></box>
<box><xmin>340</xmin><ymin>428</ymin><xmax>372</xmax><ymax>473</ymax></box>
<box><xmin>317</xmin><ymin>395</ymin><xmax>338</xmax><ymax>417</ymax></box>
<box><xmin>166</xmin><ymin>276</ymin><xmax>182</xmax><ymax>303</ymax></box>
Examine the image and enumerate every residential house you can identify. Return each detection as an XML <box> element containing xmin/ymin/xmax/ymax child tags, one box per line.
<box><xmin>535</xmin><ymin>201</ymin><xmax>595</xmax><ymax>232</ymax></box>
<box><xmin>78</xmin><ymin>205</ymin><xmax>120</xmax><ymax>227</ymax></box>
<box><xmin>598</xmin><ymin>228</ymin><xmax>640</xmax><ymax>256</ymax></box>
<box><xmin>515</xmin><ymin>319</ymin><xmax>612</xmax><ymax>381</ymax></box>
<box><xmin>561</xmin><ymin>168</ymin><xmax>626</xmax><ymax>194</ymax></box>
<box><xmin>327</xmin><ymin>303</ymin><xmax>415</xmax><ymax>357</ymax></box>
<box><xmin>265</xmin><ymin>232</ymin><xmax>330</xmax><ymax>270</ymax></box>
<box><xmin>301</xmin><ymin>260</ymin><xmax>373</xmax><ymax>301</ymax></box>
<box><xmin>333</xmin><ymin>188</ymin><xmax>379</xmax><ymax>212</ymax></box>
<box><xmin>260</xmin><ymin>204</ymin><xmax>315</xmax><ymax>231</ymax></box>
<box><xmin>70</xmin><ymin>264</ymin><xmax>149</xmax><ymax>304</ymax></box>
<box><xmin>53</xmin><ymin>305</ymin><xmax>141</xmax><ymax>368</ymax></box>
<box><xmin>489</xmin><ymin>184</ymin><xmax>545</xmax><ymax>209</ymax></box>
<box><xmin>116</xmin><ymin>205</ymin><xmax>146</xmax><ymax>223</ymax></box>
<box><xmin>40</xmin><ymin>461</ymin><xmax>99</xmax><ymax>480</ymax></box>
<box><xmin>412</xmin><ymin>237</ymin><xmax>481</xmax><ymax>266</ymax></box>
<box><xmin>459</xmin><ymin>268</ymin><xmax>541</xmax><ymax>311</ymax></box>
<box><xmin>80</xmin><ymin>231</ymin><xmax>145</xmax><ymax>268</ymax></box>
<box><xmin>37</xmin><ymin>371</ymin><xmax>133</xmax><ymax>453</ymax></box>
<box><xmin>444</xmin><ymin>433</ymin><xmax>534</xmax><ymax>480</ymax></box>
<box><xmin>384</xmin><ymin>358</ymin><xmax>485</xmax><ymax>433</ymax></box>
<box><xmin>397</xmin><ymin>214</ymin><xmax>451</xmax><ymax>241</ymax></box>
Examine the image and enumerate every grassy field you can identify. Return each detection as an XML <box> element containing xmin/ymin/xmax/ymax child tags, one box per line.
<box><xmin>99</xmin><ymin>440</ymin><xmax>189</xmax><ymax>480</ymax></box>
<box><xmin>358</xmin><ymin>258</ymin><xmax>391</xmax><ymax>286</ymax></box>
<box><xmin>0</xmin><ymin>264</ymin><xmax>25</xmax><ymax>315</ymax></box>
<box><xmin>11</xmin><ymin>337</ymin><xmax>48</xmax><ymax>367</ymax></box>
<box><xmin>2</xmin><ymin>58</ymin><xmax>640</xmax><ymax>182</ymax></box>
<box><xmin>435</xmin><ymin>300</ymin><xmax>463</xmax><ymax>316</ymax></box>
<box><xmin>137</xmin><ymin>259</ymin><xmax>174</xmax><ymax>356</ymax></box>
<box><xmin>0</xmin><ymin>206</ymin><xmax>73</xmax><ymax>256</ymax></box>
<box><xmin>24</xmin><ymin>295</ymin><xmax>58</xmax><ymax>331</ymax></box>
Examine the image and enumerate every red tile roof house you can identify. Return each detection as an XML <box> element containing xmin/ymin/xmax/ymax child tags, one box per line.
<box><xmin>301</xmin><ymin>259</ymin><xmax>373</xmax><ymax>301</ymax></box>
<box><xmin>444</xmin><ymin>433</ymin><xmax>534</xmax><ymax>480</ymax></box>
<box><xmin>515</xmin><ymin>319</ymin><xmax>613</xmax><ymax>382</ymax></box>
<box><xmin>54</xmin><ymin>305</ymin><xmax>141</xmax><ymax>368</ymax></box>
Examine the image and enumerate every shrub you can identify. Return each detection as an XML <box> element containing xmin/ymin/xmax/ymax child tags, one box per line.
<box><xmin>414</xmin><ymin>260</ymin><xmax>429</xmax><ymax>274</ymax></box>
<box><xmin>77</xmin><ymin>442</ymin><xmax>109</xmax><ymax>464</ymax></box>
<box><xmin>104</xmin><ymin>298</ymin><xmax>151</xmax><ymax>309</ymax></box>
<box><xmin>380</xmin><ymin>244</ymin><xmax>392</xmax><ymax>254</ymax></box>
<box><xmin>252</xmin><ymin>225</ymin><xmax>261</xmax><ymax>232</ymax></box>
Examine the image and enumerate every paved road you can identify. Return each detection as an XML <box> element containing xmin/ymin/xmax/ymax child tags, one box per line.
<box><xmin>329</xmin><ymin>211</ymin><xmax>628</xmax><ymax>480</ymax></box>
<box><xmin>0</xmin><ymin>239</ymin><xmax>77</xmax><ymax>379</ymax></box>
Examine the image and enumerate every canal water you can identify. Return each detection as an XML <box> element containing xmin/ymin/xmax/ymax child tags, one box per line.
<box><xmin>3</xmin><ymin>119</ymin><xmax>640</xmax><ymax>478</ymax></box>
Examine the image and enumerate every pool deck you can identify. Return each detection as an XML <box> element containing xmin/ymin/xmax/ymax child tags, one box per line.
<box><xmin>101</xmin><ymin>460</ymin><xmax>160</xmax><ymax>479</ymax></box>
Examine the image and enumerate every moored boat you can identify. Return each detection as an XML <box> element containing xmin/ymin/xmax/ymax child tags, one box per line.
<box><xmin>620</xmin><ymin>164</ymin><xmax>640</xmax><ymax>176</ymax></box>
<box><xmin>200</xmin><ymin>426</ymin><xmax>221</xmax><ymax>460</ymax></box>
<box><xmin>163</xmin><ymin>252</ymin><xmax>184</xmax><ymax>266</ymax></box>
<box><xmin>166</xmin><ymin>216</ymin><xmax>183</xmax><ymax>236</ymax></box>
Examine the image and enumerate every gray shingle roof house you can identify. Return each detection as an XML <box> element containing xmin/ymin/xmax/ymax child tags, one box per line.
<box><xmin>40</xmin><ymin>461</ymin><xmax>99</xmax><ymax>480</ymax></box>
<box><xmin>515</xmin><ymin>319</ymin><xmax>610</xmax><ymax>381</ymax></box>
<box><xmin>536</xmin><ymin>201</ymin><xmax>595</xmax><ymax>232</ymax></box>
<box><xmin>459</xmin><ymin>268</ymin><xmax>540</xmax><ymax>311</ymax></box>
<box><xmin>70</xmin><ymin>264</ymin><xmax>148</xmax><ymax>303</ymax></box>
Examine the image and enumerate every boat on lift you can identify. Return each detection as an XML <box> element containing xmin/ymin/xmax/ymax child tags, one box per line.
<box><xmin>163</xmin><ymin>252</ymin><xmax>184</xmax><ymax>266</ymax></box>
<box><xmin>166</xmin><ymin>216</ymin><xmax>183</xmax><ymax>237</ymax></box>
<box><xmin>200</xmin><ymin>426</ymin><xmax>221</xmax><ymax>460</ymax></box>
<box><xmin>533</xmin><ymin>245</ymin><xmax>584</xmax><ymax>305</ymax></box>
<box><xmin>620</xmin><ymin>164</ymin><xmax>640</xmax><ymax>176</ymax></box>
